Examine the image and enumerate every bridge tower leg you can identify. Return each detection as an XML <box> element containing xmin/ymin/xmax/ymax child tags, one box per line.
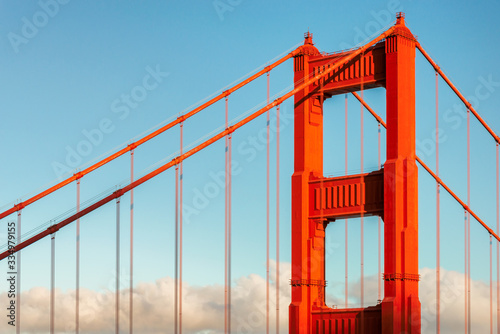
<box><xmin>289</xmin><ymin>33</ymin><xmax>325</xmax><ymax>334</ymax></box>
<box><xmin>381</xmin><ymin>14</ymin><xmax>421</xmax><ymax>334</ymax></box>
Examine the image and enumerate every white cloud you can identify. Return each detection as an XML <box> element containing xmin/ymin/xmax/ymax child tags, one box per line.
<box><xmin>0</xmin><ymin>261</ymin><xmax>291</xmax><ymax>334</ymax></box>
<box><xmin>0</xmin><ymin>265</ymin><xmax>494</xmax><ymax>333</ymax></box>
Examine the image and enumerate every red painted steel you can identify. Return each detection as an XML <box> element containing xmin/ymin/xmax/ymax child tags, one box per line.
<box><xmin>290</xmin><ymin>13</ymin><xmax>420</xmax><ymax>333</ymax></box>
<box><xmin>381</xmin><ymin>14</ymin><xmax>420</xmax><ymax>333</ymax></box>
<box><xmin>308</xmin><ymin>171</ymin><xmax>384</xmax><ymax>220</ymax></box>
<box><xmin>311</xmin><ymin>306</ymin><xmax>382</xmax><ymax>334</ymax></box>
<box><xmin>290</xmin><ymin>24</ymin><xmax>396</xmax><ymax>333</ymax></box>
<box><xmin>309</xmin><ymin>45</ymin><xmax>386</xmax><ymax>96</ymax></box>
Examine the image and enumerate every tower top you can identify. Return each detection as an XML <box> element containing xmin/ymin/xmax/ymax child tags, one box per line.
<box><xmin>396</xmin><ymin>12</ymin><xmax>405</xmax><ymax>25</ymax></box>
<box><xmin>304</xmin><ymin>31</ymin><xmax>313</xmax><ymax>45</ymax></box>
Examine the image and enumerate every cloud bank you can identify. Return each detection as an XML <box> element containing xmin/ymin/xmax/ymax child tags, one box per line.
<box><xmin>0</xmin><ymin>264</ymin><xmax>493</xmax><ymax>333</ymax></box>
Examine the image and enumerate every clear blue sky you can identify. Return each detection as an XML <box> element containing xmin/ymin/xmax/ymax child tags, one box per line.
<box><xmin>0</xmin><ymin>0</ymin><xmax>499</xmax><ymax>332</ymax></box>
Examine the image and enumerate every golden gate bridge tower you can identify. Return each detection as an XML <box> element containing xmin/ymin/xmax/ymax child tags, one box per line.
<box><xmin>290</xmin><ymin>13</ymin><xmax>420</xmax><ymax>333</ymax></box>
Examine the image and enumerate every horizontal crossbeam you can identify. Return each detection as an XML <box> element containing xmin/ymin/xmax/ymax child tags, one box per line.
<box><xmin>309</xmin><ymin>170</ymin><xmax>384</xmax><ymax>220</ymax></box>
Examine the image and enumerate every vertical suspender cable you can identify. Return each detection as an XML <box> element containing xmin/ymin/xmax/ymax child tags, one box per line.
<box><xmin>377</xmin><ymin>122</ymin><xmax>381</xmax><ymax>304</ymax></box>
<box><xmin>16</xmin><ymin>210</ymin><xmax>21</xmax><ymax>334</ymax></box>
<box><xmin>491</xmin><ymin>233</ymin><xmax>494</xmax><ymax>334</ymax></box>
<box><xmin>174</xmin><ymin>163</ymin><xmax>179</xmax><ymax>334</ymax></box>
<box><xmin>179</xmin><ymin>122</ymin><xmax>184</xmax><ymax>334</ymax></box>
<box><xmin>275</xmin><ymin>104</ymin><xmax>280</xmax><ymax>334</ymax></box>
<box><xmin>225</xmin><ymin>96</ymin><xmax>229</xmax><ymax>334</ymax></box>
<box><xmin>436</xmin><ymin>71</ymin><xmax>441</xmax><ymax>334</ymax></box>
<box><xmin>497</xmin><ymin>143</ymin><xmax>499</xmax><ymax>334</ymax></box>
<box><xmin>467</xmin><ymin>109</ymin><xmax>471</xmax><ymax>334</ymax></box>
<box><xmin>227</xmin><ymin>96</ymin><xmax>233</xmax><ymax>333</ymax></box>
<box><xmin>130</xmin><ymin>150</ymin><xmax>134</xmax><ymax>334</ymax></box>
<box><xmin>116</xmin><ymin>197</ymin><xmax>121</xmax><ymax>334</ymax></box>
<box><xmin>76</xmin><ymin>179</ymin><xmax>80</xmax><ymax>334</ymax></box>
<box><xmin>229</xmin><ymin>128</ymin><xmax>233</xmax><ymax>334</ymax></box>
<box><xmin>50</xmin><ymin>231</ymin><xmax>55</xmax><ymax>334</ymax></box>
<box><xmin>345</xmin><ymin>93</ymin><xmax>349</xmax><ymax>308</ymax></box>
<box><xmin>360</xmin><ymin>54</ymin><xmax>364</xmax><ymax>310</ymax></box>
<box><xmin>225</xmin><ymin>97</ymin><xmax>228</xmax><ymax>334</ymax></box>
<box><xmin>266</xmin><ymin>71</ymin><xmax>270</xmax><ymax>334</ymax></box>
<box><xmin>464</xmin><ymin>209</ymin><xmax>468</xmax><ymax>334</ymax></box>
